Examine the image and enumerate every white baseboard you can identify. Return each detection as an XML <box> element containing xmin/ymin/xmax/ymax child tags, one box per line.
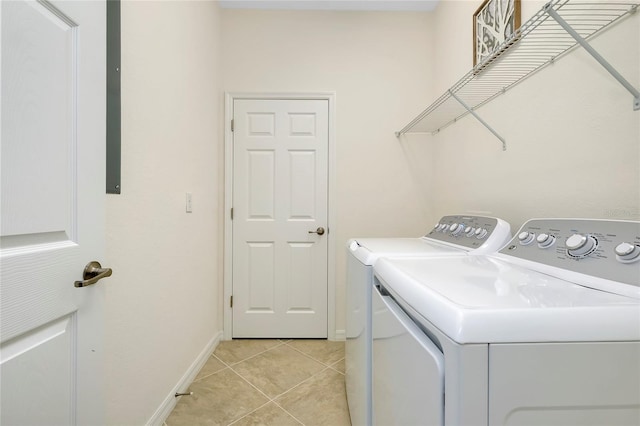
<box><xmin>333</xmin><ymin>329</ymin><xmax>346</xmax><ymax>341</ymax></box>
<box><xmin>146</xmin><ymin>331</ymin><xmax>223</xmax><ymax>426</ymax></box>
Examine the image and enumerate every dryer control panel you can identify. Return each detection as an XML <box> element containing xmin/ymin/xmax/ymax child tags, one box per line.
<box><xmin>425</xmin><ymin>215</ymin><xmax>511</xmax><ymax>254</ymax></box>
<box><xmin>499</xmin><ymin>219</ymin><xmax>640</xmax><ymax>293</ymax></box>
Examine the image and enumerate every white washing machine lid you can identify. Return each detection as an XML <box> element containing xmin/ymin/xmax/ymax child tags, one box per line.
<box><xmin>374</xmin><ymin>256</ymin><xmax>640</xmax><ymax>344</ymax></box>
<box><xmin>348</xmin><ymin>238</ymin><xmax>465</xmax><ymax>266</ymax></box>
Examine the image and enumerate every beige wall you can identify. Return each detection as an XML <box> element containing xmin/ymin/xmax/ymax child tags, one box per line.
<box><xmin>105</xmin><ymin>1</ymin><xmax>223</xmax><ymax>424</ymax></box>
<box><xmin>221</xmin><ymin>9</ymin><xmax>436</xmax><ymax>335</ymax></box>
<box><xmin>424</xmin><ymin>0</ymin><xmax>640</xmax><ymax>230</ymax></box>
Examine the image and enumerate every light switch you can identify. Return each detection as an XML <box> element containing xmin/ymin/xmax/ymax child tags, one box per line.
<box><xmin>186</xmin><ymin>192</ymin><xmax>193</xmax><ymax>213</ymax></box>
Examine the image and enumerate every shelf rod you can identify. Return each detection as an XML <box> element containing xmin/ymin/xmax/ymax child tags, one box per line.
<box><xmin>448</xmin><ymin>90</ymin><xmax>507</xmax><ymax>151</ymax></box>
<box><xmin>544</xmin><ymin>3</ymin><xmax>640</xmax><ymax>110</ymax></box>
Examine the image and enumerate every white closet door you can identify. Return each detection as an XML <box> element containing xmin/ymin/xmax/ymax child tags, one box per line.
<box><xmin>232</xmin><ymin>99</ymin><xmax>328</xmax><ymax>338</ymax></box>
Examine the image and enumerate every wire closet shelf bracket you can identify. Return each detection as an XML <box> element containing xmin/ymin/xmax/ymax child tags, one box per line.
<box><xmin>395</xmin><ymin>0</ymin><xmax>640</xmax><ymax>151</ymax></box>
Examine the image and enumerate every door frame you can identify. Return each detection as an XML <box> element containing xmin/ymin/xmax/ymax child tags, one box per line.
<box><xmin>223</xmin><ymin>92</ymin><xmax>337</xmax><ymax>340</ymax></box>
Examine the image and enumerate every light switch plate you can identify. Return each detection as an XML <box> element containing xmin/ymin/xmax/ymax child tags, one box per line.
<box><xmin>186</xmin><ymin>193</ymin><xmax>192</xmax><ymax>213</ymax></box>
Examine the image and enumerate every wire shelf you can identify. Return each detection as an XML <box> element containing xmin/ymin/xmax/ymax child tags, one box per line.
<box><xmin>396</xmin><ymin>0</ymin><xmax>639</xmax><ymax>141</ymax></box>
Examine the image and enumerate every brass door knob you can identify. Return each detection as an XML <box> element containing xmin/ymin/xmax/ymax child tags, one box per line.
<box><xmin>74</xmin><ymin>261</ymin><xmax>113</xmax><ymax>288</ymax></box>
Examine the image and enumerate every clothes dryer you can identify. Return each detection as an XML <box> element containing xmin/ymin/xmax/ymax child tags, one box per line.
<box><xmin>373</xmin><ymin>218</ymin><xmax>640</xmax><ymax>425</ymax></box>
<box><xmin>345</xmin><ymin>215</ymin><xmax>511</xmax><ymax>426</ymax></box>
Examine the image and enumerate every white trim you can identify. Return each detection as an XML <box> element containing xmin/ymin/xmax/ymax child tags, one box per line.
<box><xmin>146</xmin><ymin>331</ymin><xmax>223</xmax><ymax>426</ymax></box>
<box><xmin>333</xmin><ymin>329</ymin><xmax>346</xmax><ymax>342</ymax></box>
<box><xmin>223</xmin><ymin>92</ymin><xmax>337</xmax><ymax>341</ymax></box>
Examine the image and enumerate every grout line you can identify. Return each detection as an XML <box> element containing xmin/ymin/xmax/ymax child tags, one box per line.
<box><xmin>226</xmin><ymin>364</ymin><xmax>274</xmax><ymax>402</ymax></box>
<box><xmin>283</xmin><ymin>341</ymin><xmax>344</xmax><ymax>369</ymax></box>
<box><xmin>271</xmin><ymin>400</ymin><xmax>306</xmax><ymax>426</ymax></box>
<box><xmin>216</xmin><ymin>340</ymin><xmax>286</xmax><ymax>366</ymax></box>
<box><xmin>227</xmin><ymin>400</ymin><xmax>273</xmax><ymax>426</ymax></box>
<box><xmin>272</xmin><ymin>365</ymin><xmax>331</xmax><ymax>400</ymax></box>
<box><xmin>226</xmin><ymin>362</ymin><xmax>321</xmax><ymax>426</ymax></box>
<box><xmin>192</xmin><ymin>354</ymin><xmax>229</xmax><ymax>383</ymax></box>
<box><xmin>270</xmin><ymin>366</ymin><xmax>335</xmax><ymax>426</ymax></box>
<box><xmin>228</xmin><ymin>400</ymin><xmax>305</xmax><ymax>426</ymax></box>
<box><xmin>328</xmin><ymin>357</ymin><xmax>346</xmax><ymax>375</ymax></box>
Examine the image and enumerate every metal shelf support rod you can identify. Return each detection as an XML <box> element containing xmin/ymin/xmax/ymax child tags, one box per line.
<box><xmin>448</xmin><ymin>90</ymin><xmax>507</xmax><ymax>151</ymax></box>
<box><xmin>544</xmin><ymin>4</ymin><xmax>640</xmax><ymax>110</ymax></box>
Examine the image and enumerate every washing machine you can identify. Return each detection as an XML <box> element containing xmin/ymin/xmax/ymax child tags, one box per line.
<box><xmin>345</xmin><ymin>215</ymin><xmax>512</xmax><ymax>426</ymax></box>
<box><xmin>372</xmin><ymin>218</ymin><xmax>640</xmax><ymax>425</ymax></box>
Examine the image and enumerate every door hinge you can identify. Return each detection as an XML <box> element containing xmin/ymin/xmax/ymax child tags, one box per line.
<box><xmin>231</xmin><ymin>119</ymin><xmax>234</xmax><ymax>132</ymax></box>
<box><xmin>230</xmin><ymin>295</ymin><xmax>233</xmax><ymax>308</ymax></box>
<box><xmin>230</xmin><ymin>207</ymin><xmax>234</xmax><ymax>220</ymax></box>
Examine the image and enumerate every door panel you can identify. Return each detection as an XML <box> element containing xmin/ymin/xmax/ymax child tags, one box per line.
<box><xmin>247</xmin><ymin>150</ymin><xmax>275</xmax><ymax>219</ymax></box>
<box><xmin>247</xmin><ymin>242</ymin><xmax>275</xmax><ymax>312</ymax></box>
<box><xmin>287</xmin><ymin>242</ymin><xmax>314</xmax><ymax>310</ymax></box>
<box><xmin>233</xmin><ymin>99</ymin><xmax>328</xmax><ymax>338</ymax></box>
<box><xmin>1</xmin><ymin>0</ymin><xmax>75</xmax><ymax>239</ymax></box>
<box><xmin>289</xmin><ymin>151</ymin><xmax>316</xmax><ymax>218</ymax></box>
<box><xmin>1</xmin><ymin>316</ymin><xmax>74</xmax><ymax>425</ymax></box>
<box><xmin>1</xmin><ymin>1</ymin><xmax>106</xmax><ymax>424</ymax></box>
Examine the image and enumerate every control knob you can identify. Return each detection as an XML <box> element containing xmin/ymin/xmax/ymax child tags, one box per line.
<box><xmin>566</xmin><ymin>234</ymin><xmax>598</xmax><ymax>258</ymax></box>
<box><xmin>614</xmin><ymin>242</ymin><xmax>640</xmax><ymax>264</ymax></box>
<box><xmin>440</xmin><ymin>224</ymin><xmax>450</xmax><ymax>232</ymax></box>
<box><xmin>518</xmin><ymin>231</ymin><xmax>535</xmax><ymax>245</ymax></box>
<box><xmin>449</xmin><ymin>223</ymin><xmax>464</xmax><ymax>236</ymax></box>
<box><xmin>536</xmin><ymin>233</ymin><xmax>555</xmax><ymax>249</ymax></box>
<box><xmin>464</xmin><ymin>226</ymin><xmax>475</xmax><ymax>237</ymax></box>
<box><xmin>475</xmin><ymin>228</ymin><xmax>488</xmax><ymax>239</ymax></box>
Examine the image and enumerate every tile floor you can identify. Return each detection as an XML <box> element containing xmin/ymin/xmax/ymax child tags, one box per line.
<box><xmin>166</xmin><ymin>339</ymin><xmax>351</xmax><ymax>426</ymax></box>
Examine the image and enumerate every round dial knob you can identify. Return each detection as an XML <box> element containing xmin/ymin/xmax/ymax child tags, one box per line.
<box><xmin>464</xmin><ymin>226</ymin><xmax>475</xmax><ymax>237</ymax></box>
<box><xmin>518</xmin><ymin>231</ymin><xmax>535</xmax><ymax>245</ymax></box>
<box><xmin>475</xmin><ymin>228</ymin><xmax>488</xmax><ymax>239</ymax></box>
<box><xmin>434</xmin><ymin>222</ymin><xmax>441</xmax><ymax>230</ymax></box>
<box><xmin>440</xmin><ymin>224</ymin><xmax>450</xmax><ymax>233</ymax></box>
<box><xmin>450</xmin><ymin>223</ymin><xmax>464</xmax><ymax>236</ymax></box>
<box><xmin>536</xmin><ymin>233</ymin><xmax>556</xmax><ymax>249</ymax></box>
<box><xmin>614</xmin><ymin>242</ymin><xmax>640</xmax><ymax>263</ymax></box>
<box><xmin>566</xmin><ymin>234</ymin><xmax>598</xmax><ymax>258</ymax></box>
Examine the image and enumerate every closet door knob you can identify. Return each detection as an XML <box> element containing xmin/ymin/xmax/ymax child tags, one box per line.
<box><xmin>308</xmin><ymin>227</ymin><xmax>326</xmax><ymax>236</ymax></box>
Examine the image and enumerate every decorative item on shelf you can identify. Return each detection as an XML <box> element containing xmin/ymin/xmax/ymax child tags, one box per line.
<box><xmin>473</xmin><ymin>0</ymin><xmax>521</xmax><ymax>69</ymax></box>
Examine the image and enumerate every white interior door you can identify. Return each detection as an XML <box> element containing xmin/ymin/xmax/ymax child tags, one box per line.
<box><xmin>1</xmin><ymin>1</ymin><xmax>106</xmax><ymax>424</ymax></box>
<box><xmin>232</xmin><ymin>99</ymin><xmax>328</xmax><ymax>338</ymax></box>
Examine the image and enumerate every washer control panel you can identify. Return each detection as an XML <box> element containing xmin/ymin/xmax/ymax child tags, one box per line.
<box><xmin>500</xmin><ymin>219</ymin><xmax>640</xmax><ymax>287</ymax></box>
<box><xmin>426</xmin><ymin>215</ymin><xmax>511</xmax><ymax>252</ymax></box>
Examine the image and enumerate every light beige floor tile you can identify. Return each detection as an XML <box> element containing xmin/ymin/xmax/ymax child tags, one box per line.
<box><xmin>194</xmin><ymin>355</ymin><xmax>226</xmax><ymax>381</ymax></box>
<box><xmin>232</xmin><ymin>344</ymin><xmax>325</xmax><ymax>398</ymax></box>
<box><xmin>230</xmin><ymin>402</ymin><xmax>302</xmax><ymax>426</ymax></box>
<box><xmin>287</xmin><ymin>339</ymin><xmax>345</xmax><ymax>365</ymax></box>
<box><xmin>166</xmin><ymin>368</ymin><xmax>268</xmax><ymax>426</ymax></box>
<box><xmin>275</xmin><ymin>368</ymin><xmax>351</xmax><ymax>426</ymax></box>
<box><xmin>214</xmin><ymin>339</ymin><xmax>282</xmax><ymax>365</ymax></box>
<box><xmin>331</xmin><ymin>357</ymin><xmax>345</xmax><ymax>374</ymax></box>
